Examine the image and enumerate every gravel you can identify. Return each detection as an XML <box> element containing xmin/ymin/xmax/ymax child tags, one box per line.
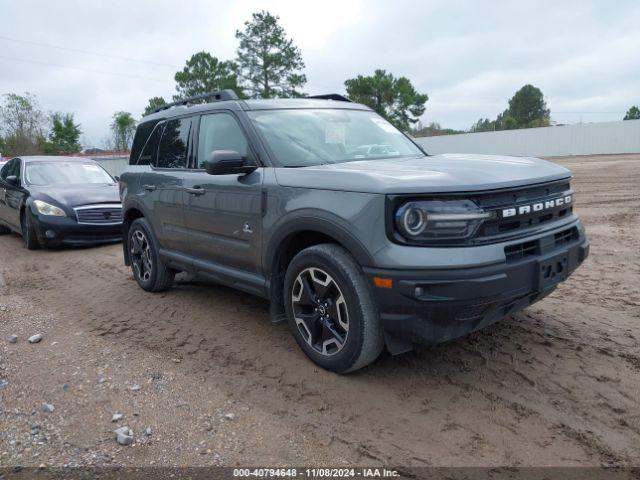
<box><xmin>8</xmin><ymin>335</ymin><xmax>18</xmax><ymax>343</ymax></box>
<box><xmin>42</xmin><ymin>403</ymin><xmax>55</xmax><ymax>413</ymax></box>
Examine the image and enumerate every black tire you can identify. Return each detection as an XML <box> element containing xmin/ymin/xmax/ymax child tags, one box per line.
<box><xmin>128</xmin><ymin>218</ymin><xmax>175</xmax><ymax>292</ymax></box>
<box><xmin>284</xmin><ymin>244</ymin><xmax>383</xmax><ymax>373</ymax></box>
<box><xmin>21</xmin><ymin>210</ymin><xmax>41</xmax><ymax>250</ymax></box>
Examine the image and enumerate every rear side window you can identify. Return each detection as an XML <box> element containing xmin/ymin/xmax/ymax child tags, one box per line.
<box><xmin>156</xmin><ymin>118</ymin><xmax>192</xmax><ymax>169</ymax></box>
<box><xmin>137</xmin><ymin>123</ymin><xmax>163</xmax><ymax>166</ymax></box>
<box><xmin>130</xmin><ymin>120</ymin><xmax>160</xmax><ymax>165</ymax></box>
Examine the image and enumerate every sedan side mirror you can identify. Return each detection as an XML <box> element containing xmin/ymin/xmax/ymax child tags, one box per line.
<box><xmin>5</xmin><ymin>175</ymin><xmax>19</xmax><ymax>186</ymax></box>
<box><xmin>204</xmin><ymin>150</ymin><xmax>257</xmax><ymax>176</ymax></box>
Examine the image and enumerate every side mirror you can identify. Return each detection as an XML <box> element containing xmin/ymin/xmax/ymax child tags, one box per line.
<box><xmin>204</xmin><ymin>150</ymin><xmax>257</xmax><ymax>176</ymax></box>
<box><xmin>5</xmin><ymin>175</ymin><xmax>19</xmax><ymax>186</ymax></box>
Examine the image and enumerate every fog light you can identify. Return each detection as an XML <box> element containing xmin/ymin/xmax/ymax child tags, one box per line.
<box><xmin>415</xmin><ymin>287</ymin><xmax>424</xmax><ymax>297</ymax></box>
<box><xmin>45</xmin><ymin>230</ymin><xmax>56</xmax><ymax>239</ymax></box>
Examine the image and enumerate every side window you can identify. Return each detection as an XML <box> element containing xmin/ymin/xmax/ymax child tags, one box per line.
<box><xmin>197</xmin><ymin>113</ymin><xmax>249</xmax><ymax>169</ymax></box>
<box><xmin>156</xmin><ymin>118</ymin><xmax>192</xmax><ymax>169</ymax></box>
<box><xmin>137</xmin><ymin>123</ymin><xmax>164</xmax><ymax>166</ymax></box>
<box><xmin>130</xmin><ymin>120</ymin><xmax>159</xmax><ymax>165</ymax></box>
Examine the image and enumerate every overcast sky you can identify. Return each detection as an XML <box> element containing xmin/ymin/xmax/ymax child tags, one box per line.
<box><xmin>1</xmin><ymin>0</ymin><xmax>639</xmax><ymax>147</ymax></box>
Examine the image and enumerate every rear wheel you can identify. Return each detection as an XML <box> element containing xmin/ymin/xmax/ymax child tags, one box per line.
<box><xmin>21</xmin><ymin>211</ymin><xmax>40</xmax><ymax>250</ymax></box>
<box><xmin>284</xmin><ymin>244</ymin><xmax>383</xmax><ymax>373</ymax></box>
<box><xmin>128</xmin><ymin>218</ymin><xmax>175</xmax><ymax>292</ymax></box>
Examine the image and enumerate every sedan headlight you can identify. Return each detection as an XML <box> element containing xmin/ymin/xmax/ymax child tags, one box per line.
<box><xmin>33</xmin><ymin>200</ymin><xmax>66</xmax><ymax>217</ymax></box>
<box><xmin>395</xmin><ymin>199</ymin><xmax>495</xmax><ymax>243</ymax></box>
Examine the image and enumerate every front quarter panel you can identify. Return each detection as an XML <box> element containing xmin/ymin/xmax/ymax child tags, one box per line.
<box><xmin>262</xmin><ymin>168</ymin><xmax>387</xmax><ymax>274</ymax></box>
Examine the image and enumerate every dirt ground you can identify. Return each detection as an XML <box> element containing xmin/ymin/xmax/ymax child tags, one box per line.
<box><xmin>0</xmin><ymin>153</ymin><xmax>639</xmax><ymax>469</ymax></box>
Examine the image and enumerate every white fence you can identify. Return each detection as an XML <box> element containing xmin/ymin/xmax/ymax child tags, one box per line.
<box><xmin>93</xmin><ymin>155</ymin><xmax>129</xmax><ymax>177</ymax></box>
<box><xmin>414</xmin><ymin>119</ymin><xmax>640</xmax><ymax>157</ymax></box>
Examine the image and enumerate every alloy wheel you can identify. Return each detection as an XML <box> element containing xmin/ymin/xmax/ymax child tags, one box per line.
<box><xmin>291</xmin><ymin>267</ymin><xmax>349</xmax><ymax>356</ymax></box>
<box><xmin>130</xmin><ymin>229</ymin><xmax>153</xmax><ymax>282</ymax></box>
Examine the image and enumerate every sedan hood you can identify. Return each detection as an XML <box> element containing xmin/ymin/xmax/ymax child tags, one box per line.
<box><xmin>274</xmin><ymin>154</ymin><xmax>571</xmax><ymax>194</ymax></box>
<box><xmin>31</xmin><ymin>184</ymin><xmax>120</xmax><ymax>208</ymax></box>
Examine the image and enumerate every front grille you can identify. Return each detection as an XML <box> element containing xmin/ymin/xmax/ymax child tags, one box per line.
<box><xmin>474</xmin><ymin>180</ymin><xmax>574</xmax><ymax>240</ymax></box>
<box><xmin>555</xmin><ymin>226</ymin><xmax>579</xmax><ymax>246</ymax></box>
<box><xmin>75</xmin><ymin>204</ymin><xmax>123</xmax><ymax>225</ymax></box>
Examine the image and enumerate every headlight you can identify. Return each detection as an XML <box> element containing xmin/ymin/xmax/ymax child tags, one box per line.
<box><xmin>33</xmin><ymin>200</ymin><xmax>66</xmax><ymax>217</ymax></box>
<box><xmin>395</xmin><ymin>199</ymin><xmax>494</xmax><ymax>243</ymax></box>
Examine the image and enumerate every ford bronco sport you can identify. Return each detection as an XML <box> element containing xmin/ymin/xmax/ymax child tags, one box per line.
<box><xmin>120</xmin><ymin>90</ymin><xmax>589</xmax><ymax>373</ymax></box>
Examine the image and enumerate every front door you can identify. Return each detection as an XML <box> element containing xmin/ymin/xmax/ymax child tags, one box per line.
<box><xmin>0</xmin><ymin>158</ymin><xmax>25</xmax><ymax>229</ymax></box>
<box><xmin>182</xmin><ymin>112</ymin><xmax>263</xmax><ymax>274</ymax></box>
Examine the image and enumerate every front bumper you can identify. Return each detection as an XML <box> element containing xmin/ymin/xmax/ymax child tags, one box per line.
<box><xmin>29</xmin><ymin>211</ymin><xmax>122</xmax><ymax>247</ymax></box>
<box><xmin>364</xmin><ymin>222</ymin><xmax>589</xmax><ymax>352</ymax></box>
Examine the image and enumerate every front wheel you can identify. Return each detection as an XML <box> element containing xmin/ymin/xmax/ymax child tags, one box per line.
<box><xmin>284</xmin><ymin>244</ymin><xmax>384</xmax><ymax>373</ymax></box>
<box><xmin>128</xmin><ymin>218</ymin><xmax>175</xmax><ymax>292</ymax></box>
<box><xmin>21</xmin><ymin>211</ymin><xmax>40</xmax><ymax>250</ymax></box>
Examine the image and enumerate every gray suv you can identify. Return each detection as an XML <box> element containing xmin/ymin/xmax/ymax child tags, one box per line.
<box><xmin>121</xmin><ymin>90</ymin><xmax>589</xmax><ymax>373</ymax></box>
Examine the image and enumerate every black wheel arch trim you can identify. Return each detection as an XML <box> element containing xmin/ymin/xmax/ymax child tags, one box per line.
<box><xmin>264</xmin><ymin>210</ymin><xmax>375</xmax><ymax>279</ymax></box>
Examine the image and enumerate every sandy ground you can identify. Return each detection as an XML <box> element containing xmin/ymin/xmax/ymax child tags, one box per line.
<box><xmin>0</xmin><ymin>153</ymin><xmax>638</xmax><ymax>468</ymax></box>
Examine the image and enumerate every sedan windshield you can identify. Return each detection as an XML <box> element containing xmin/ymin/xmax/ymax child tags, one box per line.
<box><xmin>248</xmin><ymin>109</ymin><xmax>425</xmax><ymax>167</ymax></box>
<box><xmin>26</xmin><ymin>162</ymin><xmax>114</xmax><ymax>186</ymax></box>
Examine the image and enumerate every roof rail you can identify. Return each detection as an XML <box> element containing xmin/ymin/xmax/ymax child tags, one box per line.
<box><xmin>153</xmin><ymin>89</ymin><xmax>239</xmax><ymax>113</ymax></box>
<box><xmin>308</xmin><ymin>93</ymin><xmax>352</xmax><ymax>102</ymax></box>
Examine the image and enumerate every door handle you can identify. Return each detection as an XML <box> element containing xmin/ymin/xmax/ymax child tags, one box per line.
<box><xmin>143</xmin><ymin>184</ymin><xmax>157</xmax><ymax>192</ymax></box>
<box><xmin>185</xmin><ymin>187</ymin><xmax>206</xmax><ymax>196</ymax></box>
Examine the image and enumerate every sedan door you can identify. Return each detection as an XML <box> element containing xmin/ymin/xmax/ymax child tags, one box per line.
<box><xmin>0</xmin><ymin>158</ymin><xmax>26</xmax><ymax>229</ymax></box>
<box><xmin>182</xmin><ymin>112</ymin><xmax>263</xmax><ymax>275</ymax></box>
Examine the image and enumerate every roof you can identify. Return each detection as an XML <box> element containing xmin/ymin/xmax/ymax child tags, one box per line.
<box><xmin>141</xmin><ymin>97</ymin><xmax>372</xmax><ymax>122</ymax></box>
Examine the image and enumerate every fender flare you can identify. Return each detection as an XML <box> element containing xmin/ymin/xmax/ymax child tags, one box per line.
<box><xmin>264</xmin><ymin>210</ymin><xmax>374</xmax><ymax>278</ymax></box>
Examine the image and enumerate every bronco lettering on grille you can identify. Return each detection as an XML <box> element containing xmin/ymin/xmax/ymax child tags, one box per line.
<box><xmin>501</xmin><ymin>195</ymin><xmax>572</xmax><ymax>218</ymax></box>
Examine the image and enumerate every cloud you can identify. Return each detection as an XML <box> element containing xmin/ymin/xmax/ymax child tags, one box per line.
<box><xmin>1</xmin><ymin>0</ymin><xmax>638</xmax><ymax>146</ymax></box>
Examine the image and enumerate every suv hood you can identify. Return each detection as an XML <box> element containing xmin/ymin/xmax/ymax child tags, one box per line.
<box><xmin>274</xmin><ymin>154</ymin><xmax>571</xmax><ymax>194</ymax></box>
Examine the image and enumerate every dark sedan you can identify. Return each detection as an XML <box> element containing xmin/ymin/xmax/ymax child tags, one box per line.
<box><xmin>0</xmin><ymin>156</ymin><xmax>122</xmax><ymax>249</ymax></box>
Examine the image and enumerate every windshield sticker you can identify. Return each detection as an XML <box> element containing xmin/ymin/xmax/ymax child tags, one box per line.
<box><xmin>371</xmin><ymin>117</ymin><xmax>401</xmax><ymax>134</ymax></box>
<box><xmin>325</xmin><ymin>124</ymin><xmax>346</xmax><ymax>144</ymax></box>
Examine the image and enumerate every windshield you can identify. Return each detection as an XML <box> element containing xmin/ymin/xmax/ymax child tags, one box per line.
<box><xmin>248</xmin><ymin>109</ymin><xmax>425</xmax><ymax>167</ymax></box>
<box><xmin>25</xmin><ymin>162</ymin><xmax>114</xmax><ymax>186</ymax></box>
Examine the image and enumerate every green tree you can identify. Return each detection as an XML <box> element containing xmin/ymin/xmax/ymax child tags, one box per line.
<box><xmin>0</xmin><ymin>92</ymin><xmax>46</xmax><ymax>156</ymax></box>
<box><xmin>623</xmin><ymin>105</ymin><xmax>640</xmax><ymax>120</ymax></box>
<box><xmin>470</xmin><ymin>118</ymin><xmax>496</xmax><ymax>132</ymax></box>
<box><xmin>143</xmin><ymin>96</ymin><xmax>167</xmax><ymax>116</ymax></box>
<box><xmin>345</xmin><ymin>69</ymin><xmax>428</xmax><ymax>131</ymax></box>
<box><xmin>235</xmin><ymin>10</ymin><xmax>306</xmax><ymax>98</ymax></box>
<box><xmin>505</xmin><ymin>84</ymin><xmax>550</xmax><ymax>128</ymax></box>
<box><xmin>111</xmin><ymin>112</ymin><xmax>137</xmax><ymax>151</ymax></box>
<box><xmin>174</xmin><ymin>52</ymin><xmax>240</xmax><ymax>101</ymax></box>
<box><xmin>44</xmin><ymin>113</ymin><xmax>82</xmax><ymax>154</ymax></box>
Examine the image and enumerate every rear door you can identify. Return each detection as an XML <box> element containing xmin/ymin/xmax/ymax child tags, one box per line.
<box><xmin>138</xmin><ymin>117</ymin><xmax>193</xmax><ymax>254</ymax></box>
<box><xmin>182</xmin><ymin>111</ymin><xmax>263</xmax><ymax>274</ymax></box>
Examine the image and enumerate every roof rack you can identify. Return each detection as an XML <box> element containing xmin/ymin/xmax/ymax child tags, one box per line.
<box><xmin>153</xmin><ymin>89</ymin><xmax>239</xmax><ymax>113</ymax></box>
<box><xmin>308</xmin><ymin>93</ymin><xmax>352</xmax><ymax>102</ymax></box>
